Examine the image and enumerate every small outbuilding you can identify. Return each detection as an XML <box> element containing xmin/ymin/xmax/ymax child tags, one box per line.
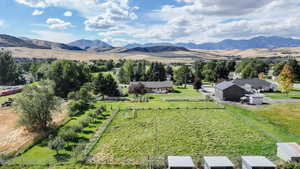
<box><xmin>277</xmin><ymin>142</ymin><xmax>300</xmax><ymax>162</ymax></box>
<box><xmin>167</xmin><ymin>156</ymin><xmax>195</xmax><ymax>169</ymax></box>
<box><xmin>204</xmin><ymin>156</ymin><xmax>234</xmax><ymax>169</ymax></box>
<box><xmin>129</xmin><ymin>81</ymin><xmax>173</xmax><ymax>94</ymax></box>
<box><xmin>241</xmin><ymin>156</ymin><xmax>276</xmax><ymax>169</ymax></box>
<box><xmin>246</xmin><ymin>94</ymin><xmax>264</xmax><ymax>105</ymax></box>
<box><xmin>215</xmin><ymin>81</ymin><xmax>248</xmax><ymax>101</ymax></box>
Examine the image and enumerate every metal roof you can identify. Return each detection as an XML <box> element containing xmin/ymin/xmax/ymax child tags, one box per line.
<box><xmin>242</xmin><ymin>156</ymin><xmax>276</xmax><ymax>167</ymax></box>
<box><xmin>277</xmin><ymin>142</ymin><xmax>300</xmax><ymax>157</ymax></box>
<box><xmin>130</xmin><ymin>81</ymin><xmax>173</xmax><ymax>89</ymax></box>
<box><xmin>231</xmin><ymin>78</ymin><xmax>271</xmax><ymax>88</ymax></box>
<box><xmin>168</xmin><ymin>156</ymin><xmax>195</xmax><ymax>167</ymax></box>
<box><xmin>215</xmin><ymin>81</ymin><xmax>237</xmax><ymax>90</ymax></box>
<box><xmin>204</xmin><ymin>156</ymin><xmax>234</xmax><ymax>167</ymax></box>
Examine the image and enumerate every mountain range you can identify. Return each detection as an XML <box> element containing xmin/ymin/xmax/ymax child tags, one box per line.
<box><xmin>2</xmin><ymin>34</ymin><xmax>300</xmax><ymax>52</ymax></box>
<box><xmin>125</xmin><ymin>36</ymin><xmax>300</xmax><ymax>50</ymax></box>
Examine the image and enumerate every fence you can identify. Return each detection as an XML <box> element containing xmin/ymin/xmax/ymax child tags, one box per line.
<box><xmin>81</xmin><ymin>108</ymin><xmax>121</xmax><ymax>162</ymax></box>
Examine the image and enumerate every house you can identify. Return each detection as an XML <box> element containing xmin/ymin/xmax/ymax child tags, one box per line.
<box><xmin>277</xmin><ymin>142</ymin><xmax>300</xmax><ymax>162</ymax></box>
<box><xmin>129</xmin><ymin>81</ymin><xmax>173</xmax><ymax>94</ymax></box>
<box><xmin>241</xmin><ymin>156</ymin><xmax>276</xmax><ymax>169</ymax></box>
<box><xmin>215</xmin><ymin>81</ymin><xmax>249</xmax><ymax>101</ymax></box>
<box><xmin>167</xmin><ymin>156</ymin><xmax>195</xmax><ymax>169</ymax></box>
<box><xmin>204</xmin><ymin>156</ymin><xmax>234</xmax><ymax>169</ymax></box>
<box><xmin>231</xmin><ymin>78</ymin><xmax>275</xmax><ymax>92</ymax></box>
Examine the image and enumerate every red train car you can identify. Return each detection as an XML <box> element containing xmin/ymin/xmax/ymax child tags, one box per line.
<box><xmin>0</xmin><ymin>88</ymin><xmax>23</xmax><ymax>96</ymax></box>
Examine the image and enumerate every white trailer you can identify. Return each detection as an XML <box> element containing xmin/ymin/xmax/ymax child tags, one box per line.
<box><xmin>242</xmin><ymin>156</ymin><xmax>276</xmax><ymax>169</ymax></box>
<box><xmin>204</xmin><ymin>156</ymin><xmax>234</xmax><ymax>169</ymax></box>
<box><xmin>277</xmin><ymin>142</ymin><xmax>300</xmax><ymax>162</ymax></box>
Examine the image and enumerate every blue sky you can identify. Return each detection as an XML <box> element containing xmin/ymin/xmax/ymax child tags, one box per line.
<box><xmin>0</xmin><ymin>0</ymin><xmax>299</xmax><ymax>46</ymax></box>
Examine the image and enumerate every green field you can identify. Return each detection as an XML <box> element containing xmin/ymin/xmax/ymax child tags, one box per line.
<box><xmin>3</xmin><ymin>87</ymin><xmax>300</xmax><ymax>169</ymax></box>
<box><xmin>264</xmin><ymin>89</ymin><xmax>300</xmax><ymax>99</ymax></box>
<box><xmin>91</xmin><ymin>107</ymin><xmax>276</xmax><ymax>165</ymax></box>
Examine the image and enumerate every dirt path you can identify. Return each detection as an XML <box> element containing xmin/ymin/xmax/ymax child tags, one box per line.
<box><xmin>0</xmin><ymin>102</ymin><xmax>69</xmax><ymax>156</ymax></box>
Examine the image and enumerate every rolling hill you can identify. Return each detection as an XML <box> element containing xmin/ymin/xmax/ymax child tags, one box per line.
<box><xmin>122</xmin><ymin>46</ymin><xmax>189</xmax><ymax>53</ymax></box>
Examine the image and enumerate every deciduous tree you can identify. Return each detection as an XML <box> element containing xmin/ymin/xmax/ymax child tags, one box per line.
<box><xmin>278</xmin><ymin>64</ymin><xmax>294</xmax><ymax>95</ymax></box>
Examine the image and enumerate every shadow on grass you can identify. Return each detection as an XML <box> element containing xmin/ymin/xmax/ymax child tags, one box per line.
<box><xmin>54</xmin><ymin>153</ymin><xmax>71</xmax><ymax>162</ymax></box>
<box><xmin>82</xmin><ymin>129</ymin><xmax>95</xmax><ymax>134</ymax></box>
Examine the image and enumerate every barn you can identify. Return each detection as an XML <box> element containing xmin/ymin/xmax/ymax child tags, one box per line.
<box><xmin>215</xmin><ymin>81</ymin><xmax>248</xmax><ymax>101</ymax></box>
<box><xmin>277</xmin><ymin>142</ymin><xmax>300</xmax><ymax>162</ymax></box>
<box><xmin>241</xmin><ymin>156</ymin><xmax>276</xmax><ymax>169</ymax></box>
<box><xmin>204</xmin><ymin>156</ymin><xmax>234</xmax><ymax>169</ymax></box>
<box><xmin>167</xmin><ymin>156</ymin><xmax>195</xmax><ymax>169</ymax></box>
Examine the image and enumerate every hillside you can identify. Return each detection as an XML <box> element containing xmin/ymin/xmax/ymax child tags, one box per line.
<box><xmin>0</xmin><ymin>34</ymin><xmax>48</xmax><ymax>49</ymax></box>
<box><xmin>69</xmin><ymin>39</ymin><xmax>113</xmax><ymax>50</ymax></box>
<box><xmin>122</xmin><ymin>46</ymin><xmax>190</xmax><ymax>53</ymax></box>
<box><xmin>28</xmin><ymin>39</ymin><xmax>82</xmax><ymax>51</ymax></box>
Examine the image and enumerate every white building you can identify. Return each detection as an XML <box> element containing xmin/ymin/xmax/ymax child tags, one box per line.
<box><xmin>167</xmin><ymin>156</ymin><xmax>195</xmax><ymax>169</ymax></box>
<box><xmin>277</xmin><ymin>142</ymin><xmax>300</xmax><ymax>162</ymax></box>
<box><xmin>204</xmin><ymin>156</ymin><xmax>234</xmax><ymax>169</ymax></box>
<box><xmin>241</xmin><ymin>156</ymin><xmax>276</xmax><ymax>169</ymax></box>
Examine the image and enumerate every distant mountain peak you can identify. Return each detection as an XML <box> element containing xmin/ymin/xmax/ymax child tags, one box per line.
<box><xmin>68</xmin><ymin>39</ymin><xmax>112</xmax><ymax>50</ymax></box>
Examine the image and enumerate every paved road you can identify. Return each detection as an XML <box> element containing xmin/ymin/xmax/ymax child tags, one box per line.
<box><xmin>263</xmin><ymin>97</ymin><xmax>300</xmax><ymax>104</ymax></box>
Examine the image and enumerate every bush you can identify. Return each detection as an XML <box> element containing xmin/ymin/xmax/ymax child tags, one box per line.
<box><xmin>59</xmin><ymin>128</ymin><xmax>78</xmax><ymax>142</ymax></box>
<box><xmin>282</xmin><ymin>162</ymin><xmax>300</xmax><ymax>169</ymax></box>
<box><xmin>70</xmin><ymin>123</ymin><xmax>83</xmax><ymax>132</ymax></box>
<box><xmin>48</xmin><ymin>136</ymin><xmax>65</xmax><ymax>155</ymax></box>
<box><xmin>80</xmin><ymin>119</ymin><xmax>89</xmax><ymax>128</ymax></box>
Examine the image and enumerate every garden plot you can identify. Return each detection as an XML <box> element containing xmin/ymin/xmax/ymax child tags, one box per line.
<box><xmin>91</xmin><ymin>108</ymin><xmax>276</xmax><ymax>165</ymax></box>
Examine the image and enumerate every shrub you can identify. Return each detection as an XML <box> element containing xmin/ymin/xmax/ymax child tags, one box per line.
<box><xmin>80</xmin><ymin>119</ymin><xmax>89</xmax><ymax>128</ymax></box>
<box><xmin>59</xmin><ymin>128</ymin><xmax>77</xmax><ymax>142</ymax></box>
<box><xmin>282</xmin><ymin>162</ymin><xmax>300</xmax><ymax>169</ymax></box>
<box><xmin>70</xmin><ymin>123</ymin><xmax>84</xmax><ymax>132</ymax></box>
<box><xmin>48</xmin><ymin>136</ymin><xmax>65</xmax><ymax>155</ymax></box>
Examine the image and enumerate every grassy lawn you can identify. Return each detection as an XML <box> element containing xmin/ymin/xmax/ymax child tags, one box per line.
<box><xmin>91</xmin><ymin>107</ymin><xmax>275</xmax><ymax>165</ymax></box>
<box><xmin>264</xmin><ymin>89</ymin><xmax>300</xmax><ymax>99</ymax></box>
<box><xmin>225</xmin><ymin>104</ymin><xmax>300</xmax><ymax>144</ymax></box>
<box><xmin>250</xmin><ymin>102</ymin><xmax>300</xmax><ymax>136</ymax></box>
<box><xmin>8</xmin><ymin>103</ymin><xmax>112</xmax><ymax>165</ymax></box>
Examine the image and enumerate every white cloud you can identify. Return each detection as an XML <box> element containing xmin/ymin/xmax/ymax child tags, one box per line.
<box><xmin>64</xmin><ymin>11</ymin><xmax>72</xmax><ymax>17</ymax></box>
<box><xmin>15</xmin><ymin>0</ymin><xmax>138</xmax><ymax>31</ymax></box>
<box><xmin>32</xmin><ymin>9</ymin><xmax>43</xmax><ymax>16</ymax></box>
<box><xmin>46</xmin><ymin>18</ymin><xmax>72</xmax><ymax>29</ymax></box>
<box><xmin>30</xmin><ymin>30</ymin><xmax>77</xmax><ymax>43</ymax></box>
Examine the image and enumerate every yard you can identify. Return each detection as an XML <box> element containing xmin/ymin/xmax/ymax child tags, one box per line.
<box><xmin>90</xmin><ymin>107</ymin><xmax>276</xmax><ymax>165</ymax></box>
<box><xmin>264</xmin><ymin>89</ymin><xmax>300</xmax><ymax>99</ymax></box>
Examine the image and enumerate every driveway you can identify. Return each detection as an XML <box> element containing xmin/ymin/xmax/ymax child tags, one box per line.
<box><xmin>263</xmin><ymin>97</ymin><xmax>300</xmax><ymax>104</ymax></box>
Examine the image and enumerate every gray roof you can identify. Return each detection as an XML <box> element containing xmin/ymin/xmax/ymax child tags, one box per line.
<box><xmin>231</xmin><ymin>78</ymin><xmax>271</xmax><ymax>88</ymax></box>
<box><xmin>130</xmin><ymin>81</ymin><xmax>173</xmax><ymax>89</ymax></box>
<box><xmin>277</xmin><ymin>142</ymin><xmax>300</xmax><ymax>157</ymax></box>
<box><xmin>204</xmin><ymin>156</ymin><xmax>234</xmax><ymax>167</ymax></box>
<box><xmin>215</xmin><ymin>81</ymin><xmax>237</xmax><ymax>90</ymax></box>
<box><xmin>168</xmin><ymin>156</ymin><xmax>195</xmax><ymax>167</ymax></box>
<box><xmin>242</xmin><ymin>156</ymin><xmax>276</xmax><ymax>167</ymax></box>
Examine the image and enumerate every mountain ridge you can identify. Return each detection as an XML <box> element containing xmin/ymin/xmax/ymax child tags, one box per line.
<box><xmin>124</xmin><ymin>36</ymin><xmax>300</xmax><ymax>50</ymax></box>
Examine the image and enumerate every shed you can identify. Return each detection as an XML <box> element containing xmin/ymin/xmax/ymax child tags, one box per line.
<box><xmin>215</xmin><ymin>81</ymin><xmax>248</xmax><ymax>101</ymax></box>
<box><xmin>168</xmin><ymin>156</ymin><xmax>195</xmax><ymax>169</ymax></box>
<box><xmin>277</xmin><ymin>142</ymin><xmax>300</xmax><ymax>162</ymax></box>
<box><xmin>241</xmin><ymin>156</ymin><xmax>276</xmax><ymax>169</ymax></box>
<box><xmin>204</xmin><ymin>156</ymin><xmax>234</xmax><ymax>169</ymax></box>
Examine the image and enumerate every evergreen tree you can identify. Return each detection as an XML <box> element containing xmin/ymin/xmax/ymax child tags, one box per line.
<box><xmin>0</xmin><ymin>50</ymin><xmax>21</xmax><ymax>85</ymax></box>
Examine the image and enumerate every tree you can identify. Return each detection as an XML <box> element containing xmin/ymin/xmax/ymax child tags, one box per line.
<box><xmin>93</xmin><ymin>73</ymin><xmax>120</xmax><ymax>97</ymax></box>
<box><xmin>16</xmin><ymin>81</ymin><xmax>60</xmax><ymax>132</ymax></box>
<box><xmin>174</xmin><ymin>65</ymin><xmax>192</xmax><ymax>87</ymax></box>
<box><xmin>123</xmin><ymin>60</ymin><xmax>134</xmax><ymax>83</ymax></box>
<box><xmin>278</xmin><ymin>64</ymin><xmax>294</xmax><ymax>95</ymax></box>
<box><xmin>202</xmin><ymin>61</ymin><xmax>217</xmax><ymax>82</ymax></box>
<box><xmin>273</xmin><ymin>61</ymin><xmax>286</xmax><ymax>76</ymax></box>
<box><xmin>287</xmin><ymin>59</ymin><xmax>300</xmax><ymax>81</ymax></box>
<box><xmin>118</xmin><ymin>67</ymin><xmax>127</xmax><ymax>84</ymax></box>
<box><xmin>193</xmin><ymin>77</ymin><xmax>202</xmax><ymax>90</ymax></box>
<box><xmin>128</xmin><ymin>83</ymin><xmax>146</xmax><ymax>96</ymax></box>
<box><xmin>0</xmin><ymin>50</ymin><xmax>21</xmax><ymax>85</ymax></box>
<box><xmin>146</xmin><ymin>62</ymin><xmax>166</xmax><ymax>81</ymax></box>
<box><xmin>236</xmin><ymin>59</ymin><xmax>268</xmax><ymax>78</ymax></box>
<box><xmin>48</xmin><ymin>136</ymin><xmax>65</xmax><ymax>155</ymax></box>
<box><xmin>166</xmin><ymin>65</ymin><xmax>174</xmax><ymax>80</ymax></box>
<box><xmin>194</xmin><ymin>60</ymin><xmax>205</xmax><ymax>79</ymax></box>
<box><xmin>46</xmin><ymin>60</ymin><xmax>91</xmax><ymax>98</ymax></box>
